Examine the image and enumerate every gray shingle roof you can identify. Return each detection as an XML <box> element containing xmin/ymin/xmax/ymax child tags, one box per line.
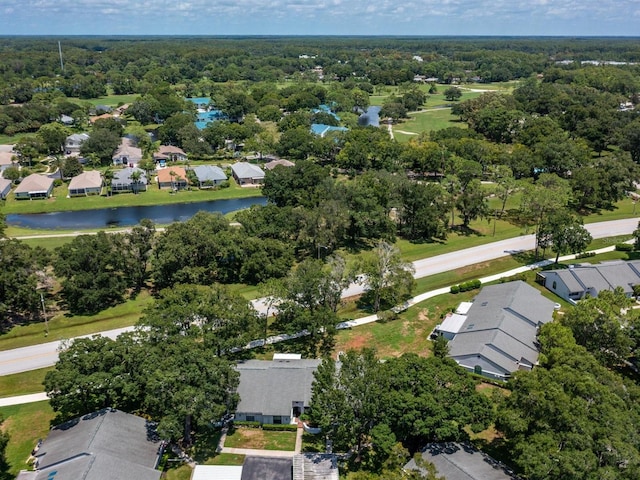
<box><xmin>544</xmin><ymin>260</ymin><xmax>640</xmax><ymax>297</ymax></box>
<box><xmin>112</xmin><ymin>167</ymin><xmax>147</xmax><ymax>187</ymax></box>
<box><xmin>447</xmin><ymin>281</ymin><xmax>555</xmax><ymax>377</ymax></box>
<box><xmin>32</xmin><ymin>408</ymin><xmax>161</xmax><ymax>480</ymax></box>
<box><xmin>194</xmin><ymin>165</ymin><xmax>227</xmax><ymax>183</ymax></box>
<box><xmin>406</xmin><ymin>443</ymin><xmax>519</xmax><ymax>480</ymax></box>
<box><xmin>235</xmin><ymin>359</ymin><xmax>321</xmax><ymax>417</ymax></box>
<box><xmin>231</xmin><ymin>162</ymin><xmax>265</xmax><ymax>180</ymax></box>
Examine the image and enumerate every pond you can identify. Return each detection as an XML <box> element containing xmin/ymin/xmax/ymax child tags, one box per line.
<box><xmin>358</xmin><ymin>106</ymin><xmax>382</xmax><ymax>127</ymax></box>
<box><xmin>6</xmin><ymin>196</ymin><xmax>267</xmax><ymax>230</ymax></box>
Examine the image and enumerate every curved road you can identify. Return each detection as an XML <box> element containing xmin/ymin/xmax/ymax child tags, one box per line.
<box><xmin>1</xmin><ymin>218</ymin><xmax>637</xmax><ymax>377</ymax></box>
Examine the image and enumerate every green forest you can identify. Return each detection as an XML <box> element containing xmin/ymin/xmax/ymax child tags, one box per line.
<box><xmin>1</xmin><ymin>36</ymin><xmax>640</xmax><ymax>480</ymax></box>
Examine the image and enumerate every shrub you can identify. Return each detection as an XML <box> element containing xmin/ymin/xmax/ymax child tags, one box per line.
<box><xmin>233</xmin><ymin>420</ymin><xmax>261</xmax><ymax>428</ymax></box>
<box><xmin>450</xmin><ymin>285</ymin><xmax>460</xmax><ymax>294</ymax></box>
<box><xmin>262</xmin><ymin>423</ymin><xmax>298</xmax><ymax>432</ymax></box>
<box><xmin>615</xmin><ymin>243</ymin><xmax>633</xmax><ymax>251</ymax></box>
<box><xmin>575</xmin><ymin>251</ymin><xmax>596</xmax><ymax>259</ymax></box>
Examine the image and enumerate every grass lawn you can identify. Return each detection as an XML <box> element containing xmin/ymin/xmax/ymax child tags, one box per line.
<box><xmin>393</xmin><ymin>108</ymin><xmax>465</xmax><ymax>140</ymax></box>
<box><xmin>165</xmin><ymin>465</ymin><xmax>193</xmax><ymax>480</ymax></box>
<box><xmin>71</xmin><ymin>94</ymin><xmax>140</xmax><ymax>108</ymax></box>
<box><xmin>0</xmin><ymin>290</ymin><xmax>151</xmax><ymax>351</ymax></box>
<box><xmin>0</xmin><ymin>401</ymin><xmax>55</xmax><ymax>477</ymax></box>
<box><xmin>0</xmin><ymin>368</ymin><xmax>51</xmax><ymax>398</ymax></box>
<box><xmin>223</xmin><ymin>427</ymin><xmax>297</xmax><ymax>451</ymax></box>
<box><xmin>2</xmin><ymin>179</ymin><xmax>262</xmax><ymax>215</ymax></box>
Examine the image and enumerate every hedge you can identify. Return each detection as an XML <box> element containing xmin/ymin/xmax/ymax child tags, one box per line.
<box><xmin>450</xmin><ymin>279</ymin><xmax>481</xmax><ymax>294</ymax></box>
<box><xmin>233</xmin><ymin>420</ymin><xmax>261</xmax><ymax>428</ymax></box>
<box><xmin>615</xmin><ymin>243</ymin><xmax>634</xmax><ymax>251</ymax></box>
<box><xmin>262</xmin><ymin>423</ymin><xmax>298</xmax><ymax>432</ymax></box>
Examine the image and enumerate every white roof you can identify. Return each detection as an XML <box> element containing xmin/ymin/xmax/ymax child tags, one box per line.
<box><xmin>438</xmin><ymin>313</ymin><xmax>467</xmax><ymax>335</ymax></box>
<box><xmin>191</xmin><ymin>465</ymin><xmax>243</xmax><ymax>480</ymax></box>
<box><xmin>455</xmin><ymin>301</ymin><xmax>473</xmax><ymax>315</ymax></box>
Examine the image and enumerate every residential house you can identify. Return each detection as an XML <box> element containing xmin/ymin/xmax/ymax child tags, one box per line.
<box><xmin>112</xmin><ymin>138</ymin><xmax>142</xmax><ymax>166</ymax></box>
<box><xmin>68</xmin><ymin>170</ymin><xmax>103</xmax><ymax>196</ymax></box>
<box><xmin>157</xmin><ymin>166</ymin><xmax>188</xmax><ymax>190</ymax></box>
<box><xmin>111</xmin><ymin>167</ymin><xmax>147</xmax><ymax>193</ymax></box>
<box><xmin>231</xmin><ymin>162</ymin><xmax>265</xmax><ymax>185</ymax></box>
<box><xmin>90</xmin><ymin>112</ymin><xmax>115</xmax><ymax>124</ymax></box>
<box><xmin>65</xmin><ymin>133</ymin><xmax>90</xmax><ymax>155</ymax></box>
<box><xmin>59</xmin><ymin>114</ymin><xmax>74</xmax><ymax>125</ymax></box>
<box><xmin>14</xmin><ymin>174</ymin><xmax>54</xmax><ymax>200</ymax></box>
<box><xmin>234</xmin><ymin>358</ymin><xmax>321</xmax><ymax>425</ymax></box>
<box><xmin>438</xmin><ymin>281</ymin><xmax>555</xmax><ymax>381</ymax></box>
<box><xmin>310</xmin><ymin>124</ymin><xmax>348</xmax><ymax>137</ymax></box>
<box><xmin>405</xmin><ymin>443</ymin><xmax>519</xmax><ymax>480</ymax></box>
<box><xmin>0</xmin><ymin>177</ymin><xmax>11</xmax><ymax>199</ymax></box>
<box><xmin>0</xmin><ymin>150</ymin><xmax>15</xmax><ymax>173</ymax></box>
<box><xmin>264</xmin><ymin>159</ymin><xmax>294</xmax><ymax>170</ymax></box>
<box><xmin>19</xmin><ymin>408</ymin><xmax>163</xmax><ymax>480</ymax></box>
<box><xmin>538</xmin><ymin>260</ymin><xmax>640</xmax><ymax>303</ymax></box>
<box><xmin>193</xmin><ymin>165</ymin><xmax>227</xmax><ymax>188</ymax></box>
<box><xmin>153</xmin><ymin>145</ymin><xmax>188</xmax><ymax>164</ymax></box>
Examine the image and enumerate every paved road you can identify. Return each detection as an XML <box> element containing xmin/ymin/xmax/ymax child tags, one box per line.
<box><xmin>0</xmin><ymin>327</ymin><xmax>132</xmax><ymax>376</ymax></box>
<box><xmin>1</xmin><ymin>218</ymin><xmax>637</xmax><ymax>377</ymax></box>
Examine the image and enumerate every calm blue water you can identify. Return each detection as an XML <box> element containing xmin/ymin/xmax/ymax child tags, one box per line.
<box><xmin>7</xmin><ymin>196</ymin><xmax>267</xmax><ymax>230</ymax></box>
<box><xmin>358</xmin><ymin>106</ymin><xmax>381</xmax><ymax>127</ymax></box>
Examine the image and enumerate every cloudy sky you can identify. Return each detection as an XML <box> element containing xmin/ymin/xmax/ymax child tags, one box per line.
<box><xmin>1</xmin><ymin>0</ymin><xmax>639</xmax><ymax>36</ymax></box>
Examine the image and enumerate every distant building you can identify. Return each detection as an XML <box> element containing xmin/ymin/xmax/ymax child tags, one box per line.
<box><xmin>264</xmin><ymin>159</ymin><xmax>294</xmax><ymax>170</ymax></box>
<box><xmin>19</xmin><ymin>408</ymin><xmax>163</xmax><ymax>480</ymax></box>
<box><xmin>153</xmin><ymin>145</ymin><xmax>187</xmax><ymax>163</ymax></box>
<box><xmin>111</xmin><ymin>167</ymin><xmax>147</xmax><ymax>193</ymax></box>
<box><xmin>310</xmin><ymin>124</ymin><xmax>348</xmax><ymax>137</ymax></box>
<box><xmin>231</xmin><ymin>162</ymin><xmax>265</xmax><ymax>185</ymax></box>
<box><xmin>65</xmin><ymin>133</ymin><xmax>90</xmax><ymax>155</ymax></box>
<box><xmin>438</xmin><ymin>281</ymin><xmax>555</xmax><ymax>381</ymax></box>
<box><xmin>157</xmin><ymin>166</ymin><xmax>188</xmax><ymax>190</ymax></box>
<box><xmin>0</xmin><ymin>177</ymin><xmax>11</xmax><ymax>199</ymax></box>
<box><xmin>0</xmin><ymin>150</ymin><xmax>15</xmax><ymax>173</ymax></box>
<box><xmin>192</xmin><ymin>165</ymin><xmax>227</xmax><ymax>188</ymax></box>
<box><xmin>112</xmin><ymin>138</ymin><xmax>142</xmax><ymax>166</ymax></box>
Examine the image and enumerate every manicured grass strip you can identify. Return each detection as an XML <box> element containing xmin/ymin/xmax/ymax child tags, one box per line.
<box><xmin>0</xmin><ymin>400</ymin><xmax>55</xmax><ymax>476</ymax></box>
<box><xmin>224</xmin><ymin>428</ymin><xmax>297</xmax><ymax>451</ymax></box>
<box><xmin>2</xmin><ymin>179</ymin><xmax>262</xmax><ymax>215</ymax></box>
<box><xmin>165</xmin><ymin>466</ymin><xmax>193</xmax><ymax>480</ymax></box>
<box><xmin>0</xmin><ymin>368</ymin><xmax>52</xmax><ymax>398</ymax></box>
<box><xmin>0</xmin><ymin>291</ymin><xmax>152</xmax><ymax>352</ymax></box>
<box><xmin>204</xmin><ymin>453</ymin><xmax>246</xmax><ymax>465</ymax></box>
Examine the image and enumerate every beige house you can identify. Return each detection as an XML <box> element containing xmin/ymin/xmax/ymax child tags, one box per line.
<box><xmin>68</xmin><ymin>171</ymin><xmax>103</xmax><ymax>197</ymax></box>
<box><xmin>153</xmin><ymin>145</ymin><xmax>187</xmax><ymax>163</ymax></box>
<box><xmin>112</xmin><ymin>138</ymin><xmax>142</xmax><ymax>166</ymax></box>
<box><xmin>14</xmin><ymin>174</ymin><xmax>54</xmax><ymax>200</ymax></box>
<box><xmin>0</xmin><ymin>151</ymin><xmax>15</xmax><ymax>173</ymax></box>
<box><xmin>157</xmin><ymin>167</ymin><xmax>188</xmax><ymax>190</ymax></box>
<box><xmin>0</xmin><ymin>177</ymin><xmax>11</xmax><ymax>199</ymax></box>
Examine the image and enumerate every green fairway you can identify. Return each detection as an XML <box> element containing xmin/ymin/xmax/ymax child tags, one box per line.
<box><xmin>393</xmin><ymin>108</ymin><xmax>465</xmax><ymax>140</ymax></box>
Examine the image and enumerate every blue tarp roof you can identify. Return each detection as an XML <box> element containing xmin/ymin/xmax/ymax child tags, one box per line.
<box><xmin>312</xmin><ymin>104</ymin><xmax>340</xmax><ymax>121</ymax></box>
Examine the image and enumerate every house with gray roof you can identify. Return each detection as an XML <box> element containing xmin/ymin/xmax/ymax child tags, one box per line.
<box><xmin>111</xmin><ymin>167</ymin><xmax>147</xmax><ymax>193</ymax></box>
<box><xmin>406</xmin><ymin>443</ymin><xmax>519</xmax><ymax>480</ymax></box>
<box><xmin>193</xmin><ymin>165</ymin><xmax>227</xmax><ymax>188</ymax></box>
<box><xmin>234</xmin><ymin>358</ymin><xmax>321</xmax><ymax>425</ymax></box>
<box><xmin>68</xmin><ymin>170</ymin><xmax>103</xmax><ymax>196</ymax></box>
<box><xmin>231</xmin><ymin>162</ymin><xmax>265</xmax><ymax>185</ymax></box>
<box><xmin>539</xmin><ymin>260</ymin><xmax>640</xmax><ymax>303</ymax></box>
<box><xmin>0</xmin><ymin>177</ymin><xmax>11</xmax><ymax>199</ymax></box>
<box><xmin>443</xmin><ymin>281</ymin><xmax>555</xmax><ymax>380</ymax></box>
<box><xmin>21</xmin><ymin>408</ymin><xmax>162</xmax><ymax>480</ymax></box>
<box><xmin>153</xmin><ymin>145</ymin><xmax>187</xmax><ymax>163</ymax></box>
<box><xmin>14</xmin><ymin>174</ymin><xmax>54</xmax><ymax>200</ymax></box>
<box><xmin>65</xmin><ymin>133</ymin><xmax>90</xmax><ymax>155</ymax></box>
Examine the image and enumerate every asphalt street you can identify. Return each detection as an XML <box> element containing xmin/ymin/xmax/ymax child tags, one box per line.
<box><xmin>1</xmin><ymin>218</ymin><xmax>637</xmax><ymax>377</ymax></box>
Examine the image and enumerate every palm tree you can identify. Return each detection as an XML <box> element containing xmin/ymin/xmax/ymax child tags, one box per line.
<box><xmin>130</xmin><ymin>169</ymin><xmax>142</xmax><ymax>195</ymax></box>
<box><xmin>103</xmin><ymin>168</ymin><xmax>114</xmax><ymax>196</ymax></box>
<box><xmin>169</xmin><ymin>170</ymin><xmax>176</xmax><ymax>192</ymax></box>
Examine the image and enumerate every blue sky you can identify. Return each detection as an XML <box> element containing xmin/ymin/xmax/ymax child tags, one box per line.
<box><xmin>1</xmin><ymin>0</ymin><xmax>639</xmax><ymax>36</ymax></box>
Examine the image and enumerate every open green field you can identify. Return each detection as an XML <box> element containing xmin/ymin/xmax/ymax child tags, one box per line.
<box><xmin>71</xmin><ymin>94</ymin><xmax>140</xmax><ymax>108</ymax></box>
<box><xmin>393</xmin><ymin>108</ymin><xmax>464</xmax><ymax>141</ymax></box>
<box><xmin>2</xmin><ymin>178</ymin><xmax>262</xmax><ymax>215</ymax></box>
<box><xmin>0</xmin><ymin>401</ymin><xmax>55</xmax><ymax>476</ymax></box>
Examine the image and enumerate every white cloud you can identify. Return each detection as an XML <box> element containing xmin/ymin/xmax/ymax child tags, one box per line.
<box><xmin>2</xmin><ymin>0</ymin><xmax>638</xmax><ymax>35</ymax></box>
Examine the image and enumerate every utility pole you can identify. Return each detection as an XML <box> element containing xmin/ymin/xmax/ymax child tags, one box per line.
<box><xmin>40</xmin><ymin>293</ymin><xmax>49</xmax><ymax>337</ymax></box>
